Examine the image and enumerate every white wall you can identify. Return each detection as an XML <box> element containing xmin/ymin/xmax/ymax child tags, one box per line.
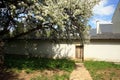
<box><xmin>5</xmin><ymin>40</ymin><xmax>76</xmax><ymax>59</ymax></box>
<box><xmin>84</xmin><ymin>41</ymin><xmax>120</xmax><ymax>62</ymax></box>
<box><xmin>52</xmin><ymin>43</ymin><xmax>75</xmax><ymax>59</ymax></box>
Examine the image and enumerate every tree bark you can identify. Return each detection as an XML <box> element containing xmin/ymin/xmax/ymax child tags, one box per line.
<box><xmin>0</xmin><ymin>40</ymin><xmax>4</xmax><ymax>66</ymax></box>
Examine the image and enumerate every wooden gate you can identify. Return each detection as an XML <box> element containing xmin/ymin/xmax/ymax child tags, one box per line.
<box><xmin>75</xmin><ymin>46</ymin><xmax>84</xmax><ymax>61</ymax></box>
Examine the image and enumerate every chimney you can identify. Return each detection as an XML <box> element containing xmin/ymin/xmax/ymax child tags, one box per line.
<box><xmin>96</xmin><ymin>20</ymin><xmax>101</xmax><ymax>34</ymax></box>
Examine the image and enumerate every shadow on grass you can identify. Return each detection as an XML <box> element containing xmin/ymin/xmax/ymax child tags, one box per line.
<box><xmin>0</xmin><ymin>65</ymin><xmax>23</xmax><ymax>80</ymax></box>
<box><xmin>4</xmin><ymin>54</ymin><xmax>75</xmax><ymax>72</ymax></box>
<box><xmin>1</xmin><ymin>54</ymin><xmax>75</xmax><ymax>80</ymax></box>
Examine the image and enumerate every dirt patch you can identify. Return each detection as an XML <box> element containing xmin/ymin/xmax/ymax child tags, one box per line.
<box><xmin>19</xmin><ymin>69</ymin><xmax>68</xmax><ymax>80</ymax></box>
<box><xmin>96</xmin><ymin>68</ymin><xmax>120</xmax><ymax>80</ymax></box>
<box><xmin>0</xmin><ymin>68</ymin><xmax>68</xmax><ymax>80</ymax></box>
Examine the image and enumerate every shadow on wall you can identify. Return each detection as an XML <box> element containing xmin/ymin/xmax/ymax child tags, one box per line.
<box><xmin>53</xmin><ymin>44</ymin><xmax>72</xmax><ymax>59</ymax></box>
<box><xmin>4</xmin><ymin>40</ymin><xmax>73</xmax><ymax>59</ymax></box>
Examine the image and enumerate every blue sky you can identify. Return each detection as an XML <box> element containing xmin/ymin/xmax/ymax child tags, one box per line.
<box><xmin>89</xmin><ymin>0</ymin><xmax>120</xmax><ymax>28</ymax></box>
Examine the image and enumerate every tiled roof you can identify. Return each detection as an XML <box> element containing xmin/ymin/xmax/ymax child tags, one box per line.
<box><xmin>91</xmin><ymin>33</ymin><xmax>120</xmax><ymax>40</ymax></box>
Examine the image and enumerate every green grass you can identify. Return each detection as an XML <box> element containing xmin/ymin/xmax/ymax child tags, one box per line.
<box><xmin>84</xmin><ymin>61</ymin><xmax>120</xmax><ymax>80</ymax></box>
<box><xmin>84</xmin><ymin>61</ymin><xmax>120</xmax><ymax>70</ymax></box>
<box><xmin>4</xmin><ymin>54</ymin><xmax>75</xmax><ymax>72</ymax></box>
<box><xmin>31</xmin><ymin>74</ymin><xmax>69</xmax><ymax>80</ymax></box>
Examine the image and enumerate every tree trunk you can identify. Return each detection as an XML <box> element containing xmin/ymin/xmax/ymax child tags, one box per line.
<box><xmin>0</xmin><ymin>40</ymin><xmax>4</xmax><ymax>66</ymax></box>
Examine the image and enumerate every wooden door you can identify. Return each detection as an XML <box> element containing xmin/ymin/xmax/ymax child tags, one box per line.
<box><xmin>75</xmin><ymin>46</ymin><xmax>83</xmax><ymax>59</ymax></box>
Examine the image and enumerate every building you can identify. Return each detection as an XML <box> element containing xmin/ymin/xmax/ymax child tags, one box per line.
<box><xmin>4</xmin><ymin>1</ymin><xmax>120</xmax><ymax>62</ymax></box>
<box><xmin>84</xmin><ymin>1</ymin><xmax>120</xmax><ymax>62</ymax></box>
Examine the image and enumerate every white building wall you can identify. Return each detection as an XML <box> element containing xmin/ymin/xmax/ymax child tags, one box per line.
<box><xmin>52</xmin><ymin>44</ymin><xmax>75</xmax><ymax>59</ymax></box>
<box><xmin>84</xmin><ymin>42</ymin><xmax>120</xmax><ymax>62</ymax></box>
<box><xmin>5</xmin><ymin>40</ymin><xmax>76</xmax><ymax>59</ymax></box>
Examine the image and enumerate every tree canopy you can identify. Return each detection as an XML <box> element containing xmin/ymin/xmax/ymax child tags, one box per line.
<box><xmin>0</xmin><ymin>0</ymin><xmax>99</xmax><ymax>43</ymax></box>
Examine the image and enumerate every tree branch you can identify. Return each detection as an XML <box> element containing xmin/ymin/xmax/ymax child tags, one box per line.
<box><xmin>4</xmin><ymin>23</ymin><xmax>58</xmax><ymax>41</ymax></box>
<box><xmin>5</xmin><ymin>25</ymin><xmax>42</xmax><ymax>40</ymax></box>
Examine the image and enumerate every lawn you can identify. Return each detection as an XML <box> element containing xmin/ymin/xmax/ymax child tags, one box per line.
<box><xmin>0</xmin><ymin>54</ymin><xmax>75</xmax><ymax>80</ymax></box>
<box><xmin>84</xmin><ymin>61</ymin><xmax>120</xmax><ymax>80</ymax></box>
